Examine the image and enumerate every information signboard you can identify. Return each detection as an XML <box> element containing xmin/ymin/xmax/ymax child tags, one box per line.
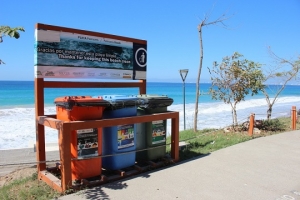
<box><xmin>34</xmin><ymin>23</ymin><xmax>147</xmax><ymax>80</ymax></box>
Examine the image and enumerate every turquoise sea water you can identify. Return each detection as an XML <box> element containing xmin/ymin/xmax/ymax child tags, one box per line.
<box><xmin>1</xmin><ymin>81</ymin><xmax>300</xmax><ymax>107</ymax></box>
<box><xmin>0</xmin><ymin>81</ymin><xmax>212</xmax><ymax>107</ymax></box>
<box><xmin>0</xmin><ymin>81</ymin><xmax>300</xmax><ymax>149</ymax></box>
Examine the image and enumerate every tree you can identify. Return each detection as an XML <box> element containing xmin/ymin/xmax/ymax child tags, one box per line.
<box><xmin>261</xmin><ymin>48</ymin><xmax>300</xmax><ymax>120</ymax></box>
<box><xmin>0</xmin><ymin>26</ymin><xmax>25</xmax><ymax>64</ymax></box>
<box><xmin>208</xmin><ymin>52</ymin><xmax>264</xmax><ymax>128</ymax></box>
<box><xmin>194</xmin><ymin>11</ymin><xmax>231</xmax><ymax>132</ymax></box>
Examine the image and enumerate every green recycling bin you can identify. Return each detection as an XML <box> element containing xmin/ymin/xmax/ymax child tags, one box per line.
<box><xmin>136</xmin><ymin>94</ymin><xmax>173</xmax><ymax>161</ymax></box>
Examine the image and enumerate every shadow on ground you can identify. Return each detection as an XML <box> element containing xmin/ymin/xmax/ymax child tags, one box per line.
<box><xmin>82</xmin><ymin>181</ymin><xmax>128</xmax><ymax>199</ymax></box>
<box><xmin>68</xmin><ymin>141</ymin><xmax>213</xmax><ymax>199</ymax></box>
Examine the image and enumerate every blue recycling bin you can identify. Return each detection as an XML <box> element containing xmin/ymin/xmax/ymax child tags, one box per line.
<box><xmin>101</xmin><ymin>95</ymin><xmax>141</xmax><ymax>170</ymax></box>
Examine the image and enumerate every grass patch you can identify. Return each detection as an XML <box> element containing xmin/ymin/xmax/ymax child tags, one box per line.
<box><xmin>167</xmin><ymin>116</ymin><xmax>299</xmax><ymax>161</ymax></box>
<box><xmin>0</xmin><ymin>172</ymin><xmax>61</xmax><ymax>200</ymax></box>
<box><xmin>167</xmin><ymin>129</ymin><xmax>252</xmax><ymax>160</ymax></box>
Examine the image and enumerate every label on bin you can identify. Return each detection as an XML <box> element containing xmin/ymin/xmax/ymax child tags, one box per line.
<box><xmin>77</xmin><ymin>128</ymin><xmax>98</xmax><ymax>159</ymax></box>
<box><xmin>152</xmin><ymin>120</ymin><xmax>166</xmax><ymax>144</ymax></box>
<box><xmin>117</xmin><ymin>124</ymin><xmax>134</xmax><ymax>149</ymax></box>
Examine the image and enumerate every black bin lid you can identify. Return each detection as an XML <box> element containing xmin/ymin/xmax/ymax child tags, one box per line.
<box><xmin>101</xmin><ymin>95</ymin><xmax>143</xmax><ymax>110</ymax></box>
<box><xmin>137</xmin><ymin>94</ymin><xmax>173</xmax><ymax>109</ymax></box>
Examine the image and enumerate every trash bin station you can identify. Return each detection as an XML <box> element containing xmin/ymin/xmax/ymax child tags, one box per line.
<box><xmin>54</xmin><ymin>94</ymin><xmax>173</xmax><ymax>178</ymax></box>
<box><xmin>50</xmin><ymin>93</ymin><xmax>175</xmax><ymax>183</ymax></box>
<box><xmin>35</xmin><ymin>80</ymin><xmax>179</xmax><ymax>193</ymax></box>
<box><xmin>54</xmin><ymin>94</ymin><xmax>176</xmax><ymax>178</ymax></box>
<box><xmin>34</xmin><ymin>22</ymin><xmax>179</xmax><ymax>194</ymax></box>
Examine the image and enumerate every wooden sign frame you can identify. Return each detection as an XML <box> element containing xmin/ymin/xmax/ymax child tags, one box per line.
<box><xmin>34</xmin><ymin>23</ymin><xmax>179</xmax><ymax>193</ymax></box>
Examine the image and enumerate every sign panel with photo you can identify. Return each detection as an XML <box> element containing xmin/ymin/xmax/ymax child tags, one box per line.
<box><xmin>34</xmin><ymin>24</ymin><xmax>147</xmax><ymax>80</ymax></box>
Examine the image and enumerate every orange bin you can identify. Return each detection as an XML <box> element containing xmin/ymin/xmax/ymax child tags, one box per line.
<box><xmin>54</xmin><ymin>96</ymin><xmax>109</xmax><ymax>181</ymax></box>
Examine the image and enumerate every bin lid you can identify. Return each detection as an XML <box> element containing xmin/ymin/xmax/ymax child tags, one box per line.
<box><xmin>54</xmin><ymin>96</ymin><xmax>110</xmax><ymax>110</ymax></box>
<box><xmin>100</xmin><ymin>95</ymin><xmax>142</xmax><ymax>110</ymax></box>
<box><xmin>136</xmin><ymin>94</ymin><xmax>173</xmax><ymax>109</ymax></box>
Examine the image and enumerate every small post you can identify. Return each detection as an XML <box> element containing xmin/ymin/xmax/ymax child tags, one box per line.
<box><xmin>248</xmin><ymin>113</ymin><xmax>255</xmax><ymax>136</ymax></box>
<box><xmin>291</xmin><ymin>106</ymin><xmax>296</xmax><ymax>130</ymax></box>
<box><xmin>179</xmin><ymin>69</ymin><xmax>189</xmax><ymax>130</ymax></box>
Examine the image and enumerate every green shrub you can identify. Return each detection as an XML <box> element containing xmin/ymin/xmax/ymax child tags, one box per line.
<box><xmin>260</xmin><ymin>119</ymin><xmax>285</xmax><ymax>132</ymax></box>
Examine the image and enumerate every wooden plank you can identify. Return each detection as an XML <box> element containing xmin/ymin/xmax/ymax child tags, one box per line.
<box><xmin>44</xmin><ymin>81</ymin><xmax>145</xmax><ymax>89</ymax></box>
<box><xmin>38</xmin><ymin>116</ymin><xmax>63</xmax><ymax>130</ymax></box>
<box><xmin>38</xmin><ymin>112</ymin><xmax>179</xmax><ymax>130</ymax></box>
<box><xmin>39</xmin><ymin>171</ymin><xmax>63</xmax><ymax>193</ymax></box>
<box><xmin>36</xmin><ymin>23</ymin><xmax>147</xmax><ymax>45</ymax></box>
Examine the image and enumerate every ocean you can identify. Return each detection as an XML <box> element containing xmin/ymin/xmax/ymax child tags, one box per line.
<box><xmin>1</xmin><ymin>80</ymin><xmax>300</xmax><ymax>150</ymax></box>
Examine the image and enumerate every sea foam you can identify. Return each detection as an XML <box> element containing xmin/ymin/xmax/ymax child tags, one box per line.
<box><xmin>0</xmin><ymin>97</ymin><xmax>299</xmax><ymax>149</ymax></box>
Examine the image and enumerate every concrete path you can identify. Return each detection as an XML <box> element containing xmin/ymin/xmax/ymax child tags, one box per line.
<box><xmin>1</xmin><ymin>131</ymin><xmax>299</xmax><ymax>199</ymax></box>
<box><xmin>56</xmin><ymin>130</ymin><xmax>300</xmax><ymax>200</ymax></box>
<box><xmin>0</xmin><ymin>148</ymin><xmax>60</xmax><ymax>177</ymax></box>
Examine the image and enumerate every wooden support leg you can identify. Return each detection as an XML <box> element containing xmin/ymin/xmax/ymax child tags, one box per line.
<box><xmin>35</xmin><ymin>78</ymin><xmax>46</xmax><ymax>172</ymax></box>
<box><xmin>171</xmin><ymin>113</ymin><xmax>179</xmax><ymax>162</ymax></box>
<box><xmin>36</xmin><ymin>124</ymin><xmax>46</xmax><ymax>171</ymax></box>
<box><xmin>59</xmin><ymin>124</ymin><xmax>72</xmax><ymax>192</ymax></box>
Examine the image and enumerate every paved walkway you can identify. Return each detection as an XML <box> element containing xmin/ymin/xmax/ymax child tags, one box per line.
<box><xmin>0</xmin><ymin>148</ymin><xmax>59</xmax><ymax>177</ymax></box>
<box><xmin>1</xmin><ymin>131</ymin><xmax>299</xmax><ymax>199</ymax></box>
<box><xmin>57</xmin><ymin>130</ymin><xmax>300</xmax><ymax>200</ymax></box>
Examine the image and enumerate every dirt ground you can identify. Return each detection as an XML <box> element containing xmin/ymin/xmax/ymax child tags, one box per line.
<box><xmin>0</xmin><ymin>166</ymin><xmax>37</xmax><ymax>187</ymax></box>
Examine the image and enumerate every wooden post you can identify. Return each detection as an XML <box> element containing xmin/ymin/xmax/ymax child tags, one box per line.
<box><xmin>139</xmin><ymin>80</ymin><xmax>146</xmax><ymax>94</ymax></box>
<box><xmin>59</xmin><ymin>123</ymin><xmax>72</xmax><ymax>191</ymax></box>
<box><xmin>35</xmin><ymin>78</ymin><xmax>46</xmax><ymax>171</ymax></box>
<box><xmin>248</xmin><ymin>113</ymin><xmax>255</xmax><ymax>136</ymax></box>
<box><xmin>291</xmin><ymin>106</ymin><xmax>296</xmax><ymax>130</ymax></box>
<box><xmin>171</xmin><ymin>112</ymin><xmax>180</xmax><ymax>162</ymax></box>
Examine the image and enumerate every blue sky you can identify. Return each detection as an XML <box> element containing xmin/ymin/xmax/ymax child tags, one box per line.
<box><xmin>1</xmin><ymin>0</ymin><xmax>299</xmax><ymax>82</ymax></box>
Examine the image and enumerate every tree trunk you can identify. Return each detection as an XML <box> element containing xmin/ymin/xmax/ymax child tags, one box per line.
<box><xmin>231</xmin><ymin>109</ymin><xmax>235</xmax><ymax>127</ymax></box>
<box><xmin>263</xmin><ymin>91</ymin><xmax>274</xmax><ymax>120</ymax></box>
<box><xmin>233</xmin><ymin>107</ymin><xmax>238</xmax><ymax>127</ymax></box>
<box><xmin>267</xmin><ymin>104</ymin><xmax>273</xmax><ymax>120</ymax></box>
<box><xmin>263</xmin><ymin>91</ymin><xmax>272</xmax><ymax>120</ymax></box>
<box><xmin>231</xmin><ymin>102</ymin><xmax>238</xmax><ymax>128</ymax></box>
<box><xmin>266</xmin><ymin>96</ymin><xmax>282</xmax><ymax>121</ymax></box>
<box><xmin>194</xmin><ymin>24</ymin><xmax>204</xmax><ymax>132</ymax></box>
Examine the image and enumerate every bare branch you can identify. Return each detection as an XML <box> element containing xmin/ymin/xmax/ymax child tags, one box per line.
<box><xmin>262</xmin><ymin>47</ymin><xmax>300</xmax><ymax>119</ymax></box>
<box><xmin>204</xmin><ymin>14</ymin><xmax>232</xmax><ymax>28</ymax></box>
<box><xmin>194</xmin><ymin>5</ymin><xmax>233</xmax><ymax>132</ymax></box>
<box><xmin>268</xmin><ymin>47</ymin><xmax>299</xmax><ymax>67</ymax></box>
